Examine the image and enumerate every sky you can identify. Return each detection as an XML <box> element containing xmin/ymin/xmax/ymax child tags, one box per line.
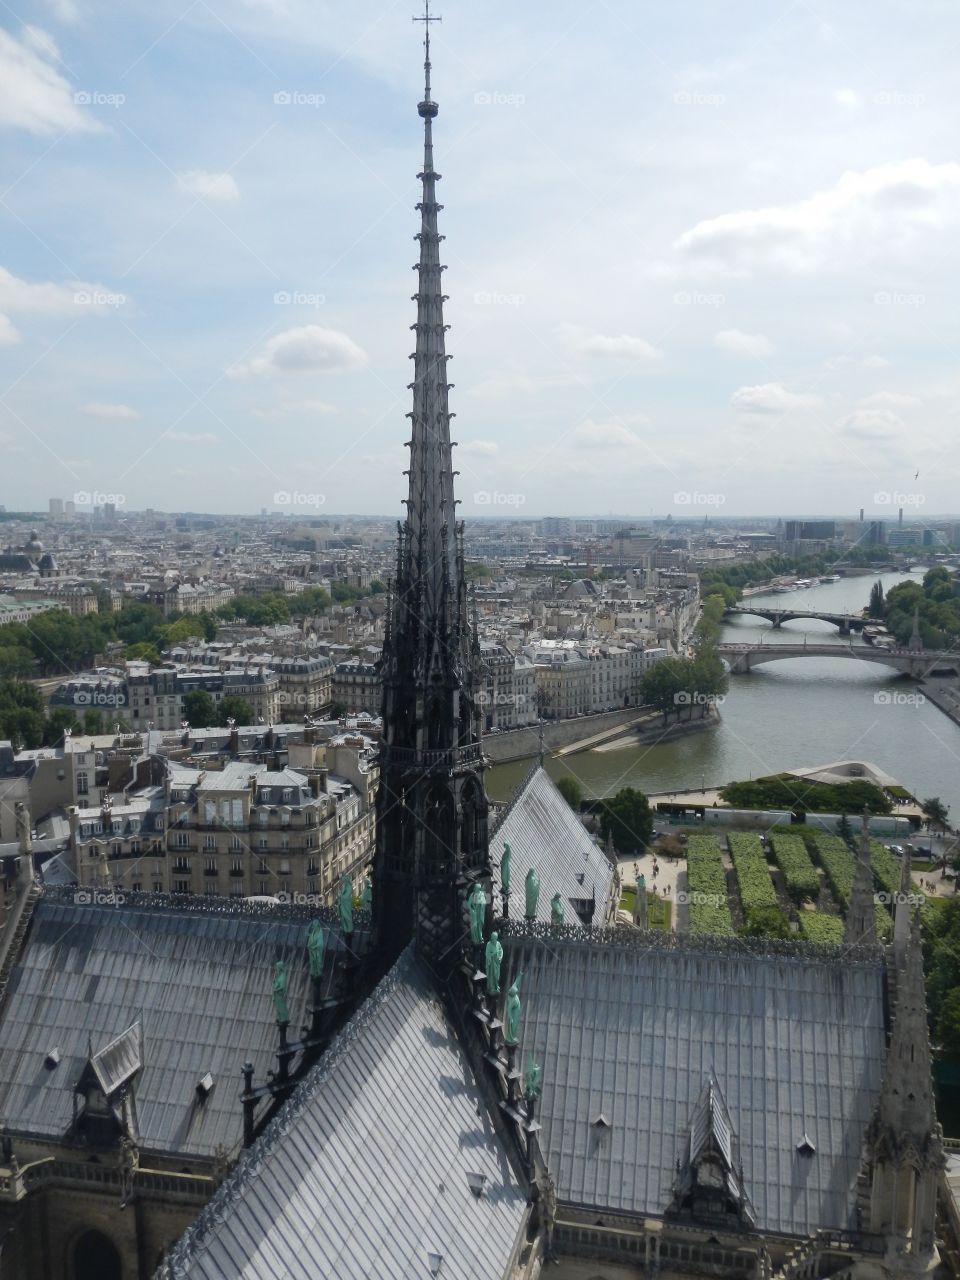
<box><xmin>1</xmin><ymin>0</ymin><xmax>959</xmax><ymax>519</ymax></box>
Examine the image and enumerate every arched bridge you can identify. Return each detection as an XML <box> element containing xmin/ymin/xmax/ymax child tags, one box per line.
<box><xmin>718</xmin><ymin>642</ymin><xmax>960</xmax><ymax>679</ymax></box>
<box><xmin>724</xmin><ymin>605</ymin><xmax>868</xmax><ymax>634</ymax></box>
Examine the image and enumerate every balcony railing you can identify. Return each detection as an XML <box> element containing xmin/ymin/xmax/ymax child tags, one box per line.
<box><xmin>381</xmin><ymin>742</ymin><xmax>483</xmax><ymax>769</ymax></box>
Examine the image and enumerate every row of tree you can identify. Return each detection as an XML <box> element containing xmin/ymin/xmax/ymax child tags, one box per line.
<box><xmin>873</xmin><ymin>566</ymin><xmax>960</xmax><ymax>648</ymax></box>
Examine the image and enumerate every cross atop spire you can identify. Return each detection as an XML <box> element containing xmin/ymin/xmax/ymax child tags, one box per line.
<box><xmin>413</xmin><ymin>2</ymin><xmax>441</xmax><ymax>114</ymax></box>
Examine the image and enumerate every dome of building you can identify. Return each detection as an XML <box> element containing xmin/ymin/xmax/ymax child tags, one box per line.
<box><xmin>25</xmin><ymin>531</ymin><xmax>43</xmax><ymax>554</ymax></box>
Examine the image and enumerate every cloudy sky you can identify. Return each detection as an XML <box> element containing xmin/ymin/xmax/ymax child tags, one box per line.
<box><xmin>1</xmin><ymin>0</ymin><xmax>958</xmax><ymax>518</ymax></box>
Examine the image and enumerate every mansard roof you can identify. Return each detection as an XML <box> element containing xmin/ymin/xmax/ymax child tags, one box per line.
<box><xmin>161</xmin><ymin>948</ymin><xmax>528</xmax><ymax>1280</ymax></box>
<box><xmin>501</xmin><ymin>926</ymin><xmax>887</xmax><ymax>1237</ymax></box>
<box><xmin>493</xmin><ymin>766</ymin><xmax>615</xmax><ymax>926</ymax></box>
<box><xmin>0</xmin><ymin>890</ymin><xmax>363</xmax><ymax>1158</ymax></box>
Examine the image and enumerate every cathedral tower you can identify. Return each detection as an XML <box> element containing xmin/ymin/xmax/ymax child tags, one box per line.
<box><xmin>373</xmin><ymin>4</ymin><xmax>491</xmax><ymax>969</ymax></box>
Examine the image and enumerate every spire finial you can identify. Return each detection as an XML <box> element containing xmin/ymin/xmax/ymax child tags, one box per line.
<box><xmin>413</xmin><ymin>2</ymin><xmax>441</xmax><ymax>112</ymax></box>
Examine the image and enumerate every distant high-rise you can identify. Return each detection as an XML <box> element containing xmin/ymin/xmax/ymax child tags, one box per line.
<box><xmin>48</xmin><ymin>498</ymin><xmax>63</xmax><ymax>519</ymax></box>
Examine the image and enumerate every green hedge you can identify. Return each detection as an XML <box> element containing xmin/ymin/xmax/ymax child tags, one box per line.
<box><xmin>686</xmin><ymin>833</ymin><xmax>734</xmax><ymax>936</ymax></box>
<box><xmin>799</xmin><ymin>913</ymin><xmax>844</xmax><ymax>943</ymax></box>
<box><xmin>728</xmin><ymin>832</ymin><xmax>780</xmax><ymax>916</ymax></box>
<box><xmin>770</xmin><ymin>833</ymin><xmax>820</xmax><ymax>903</ymax></box>
<box><xmin>810</xmin><ymin>833</ymin><xmax>891</xmax><ymax>940</ymax></box>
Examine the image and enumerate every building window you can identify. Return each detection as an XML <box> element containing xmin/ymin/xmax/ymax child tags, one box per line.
<box><xmin>258</xmin><ymin>837</ymin><xmax>267</xmax><ymax>851</ymax></box>
<box><xmin>204</xmin><ymin>835</ymin><xmax>216</xmax><ymax>850</ymax></box>
<box><xmin>174</xmin><ymin>857</ymin><xmax>189</xmax><ymax>873</ymax></box>
<box><xmin>76</xmin><ymin>771</ymin><xmax>88</xmax><ymax>795</ymax></box>
<box><xmin>131</xmin><ymin>882</ymin><xmax>142</xmax><ymax>893</ymax></box>
<box><xmin>173</xmin><ymin>879</ymin><xmax>190</xmax><ymax>894</ymax></box>
<box><xmin>230</xmin><ymin>836</ymin><xmax>242</xmax><ymax>852</ymax></box>
<box><xmin>204</xmin><ymin>857</ymin><xmax>217</xmax><ymax>873</ymax></box>
<box><xmin>259</xmin><ymin>811</ymin><xmax>269</xmax><ymax>827</ymax></box>
<box><xmin>258</xmin><ymin>880</ymin><xmax>268</xmax><ymax>896</ymax></box>
<box><xmin>174</xmin><ymin>831</ymin><xmax>189</xmax><ymax>849</ymax></box>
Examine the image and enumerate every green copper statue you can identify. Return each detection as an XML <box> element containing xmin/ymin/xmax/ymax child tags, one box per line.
<box><xmin>485</xmin><ymin>931</ymin><xmax>503</xmax><ymax>995</ymax></box>
<box><xmin>501</xmin><ymin>842</ymin><xmax>512</xmax><ymax>895</ymax></box>
<box><xmin>338</xmin><ymin>877</ymin><xmax>353</xmax><ymax>934</ymax></box>
<box><xmin>550</xmin><ymin>892</ymin><xmax>564</xmax><ymax>925</ymax></box>
<box><xmin>272</xmin><ymin>959</ymin><xmax>289</xmax><ymax>1023</ymax></box>
<box><xmin>524</xmin><ymin>1053</ymin><xmax>542</xmax><ymax>1101</ymax></box>
<box><xmin>360</xmin><ymin>875</ymin><xmax>372</xmax><ymax>913</ymax></box>
<box><xmin>468</xmin><ymin>881</ymin><xmax>487</xmax><ymax>946</ymax></box>
<box><xmin>306</xmin><ymin>920</ymin><xmax>326</xmax><ymax>979</ymax></box>
<box><xmin>525</xmin><ymin>867</ymin><xmax>540</xmax><ymax>919</ymax></box>
<box><xmin>504</xmin><ymin>971</ymin><xmax>523</xmax><ymax>1046</ymax></box>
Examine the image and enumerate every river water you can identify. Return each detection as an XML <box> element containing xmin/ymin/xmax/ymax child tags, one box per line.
<box><xmin>488</xmin><ymin>569</ymin><xmax>960</xmax><ymax>818</ymax></box>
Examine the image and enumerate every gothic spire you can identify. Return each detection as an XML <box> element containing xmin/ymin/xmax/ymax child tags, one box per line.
<box><xmin>844</xmin><ymin>810</ymin><xmax>876</xmax><ymax>948</ymax></box>
<box><xmin>403</xmin><ymin>0</ymin><xmax>459</xmax><ymax>639</ymax></box>
<box><xmin>866</xmin><ymin>909</ymin><xmax>943</xmax><ymax>1259</ymax></box>
<box><xmin>373</xmin><ymin>8</ymin><xmax>491</xmax><ymax>969</ymax></box>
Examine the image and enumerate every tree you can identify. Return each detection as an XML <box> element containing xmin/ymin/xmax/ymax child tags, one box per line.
<box><xmin>125</xmin><ymin>642</ymin><xmax>163</xmax><ymax>665</ymax></box>
<box><xmin>0</xmin><ymin>646</ymin><xmax>34</xmax><ymax>680</ymax></box>
<box><xmin>555</xmin><ymin>775</ymin><xmax>583</xmax><ymax>811</ymax></box>
<box><xmin>43</xmin><ymin>707</ymin><xmax>81</xmax><ymax>746</ymax></box>
<box><xmin>868</xmin><ymin>580</ymin><xmax>885</xmax><ymax>618</ymax></box>
<box><xmin>183</xmin><ymin>689</ymin><xmax>216</xmax><ymax>728</ymax></box>
<box><xmin>599</xmin><ymin>787</ymin><xmax>653</xmax><ymax>854</ymax></box>
<box><xmin>922</xmin><ymin>797</ymin><xmax>950</xmax><ymax>833</ymax></box>
<box><xmin>936</xmin><ymin>988</ymin><xmax>960</xmax><ymax>1059</ymax></box>
<box><xmin>218</xmin><ymin>695</ymin><xmax>252</xmax><ymax>726</ymax></box>
<box><xmin>837</xmin><ymin>813</ymin><xmax>854</xmax><ymax>848</ymax></box>
<box><xmin>742</xmin><ymin>906</ymin><xmax>791</xmax><ymax>939</ymax></box>
<box><xmin>82</xmin><ymin>708</ymin><xmax>104</xmax><ymax>735</ymax></box>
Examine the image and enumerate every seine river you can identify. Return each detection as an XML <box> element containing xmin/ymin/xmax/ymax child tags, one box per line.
<box><xmin>488</xmin><ymin>569</ymin><xmax>960</xmax><ymax>820</ymax></box>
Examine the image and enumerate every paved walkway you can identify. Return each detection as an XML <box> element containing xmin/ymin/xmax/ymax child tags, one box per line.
<box><xmin>617</xmin><ymin>848</ymin><xmax>685</xmax><ymax>929</ymax></box>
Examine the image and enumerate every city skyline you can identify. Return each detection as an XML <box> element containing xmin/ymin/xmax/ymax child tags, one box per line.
<box><xmin>1</xmin><ymin>1</ymin><xmax>958</xmax><ymax>516</ymax></box>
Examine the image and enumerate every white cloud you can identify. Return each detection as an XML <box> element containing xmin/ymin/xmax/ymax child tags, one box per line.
<box><xmin>569</xmin><ymin>420</ymin><xmax>644</xmax><ymax>450</ymax></box>
<box><xmin>676</xmin><ymin>159</ymin><xmax>960</xmax><ymax>272</ymax></box>
<box><xmin>0</xmin><ymin>25</ymin><xmax>100</xmax><ymax>134</ymax></box>
<box><xmin>0</xmin><ymin>264</ymin><xmax>118</xmax><ymax>314</ymax></box>
<box><xmin>731</xmin><ymin>383</ymin><xmax>822</xmax><ymax>413</ymax></box>
<box><xmin>251</xmin><ymin>398</ymin><xmax>336</xmax><ymax>419</ymax></box>
<box><xmin>168</xmin><ymin>430</ymin><xmax>219</xmax><ymax>444</ymax></box>
<box><xmin>469</xmin><ymin>370</ymin><xmax>582</xmax><ymax>399</ymax></box>
<box><xmin>459</xmin><ymin>439</ymin><xmax>499</xmax><ymax>457</ymax></box>
<box><xmin>579</xmin><ymin>331</ymin><xmax>661</xmax><ymax>361</ymax></box>
<box><xmin>177</xmin><ymin>170</ymin><xmax>240</xmax><ymax>202</ymax></box>
<box><xmin>838</xmin><ymin>408</ymin><xmax>904</xmax><ymax>440</ymax></box>
<box><xmin>81</xmin><ymin>401</ymin><xmax>139</xmax><ymax>420</ymax></box>
<box><xmin>834</xmin><ymin>88</ymin><xmax>860</xmax><ymax>108</ymax></box>
<box><xmin>861</xmin><ymin>355</ymin><xmax>890</xmax><ymax>369</ymax></box>
<box><xmin>859</xmin><ymin>391</ymin><xmax>920</xmax><ymax>409</ymax></box>
<box><xmin>229</xmin><ymin>325</ymin><xmax>367</xmax><ymax>377</ymax></box>
<box><xmin>713</xmin><ymin>328</ymin><xmax>773</xmax><ymax>357</ymax></box>
<box><xmin>0</xmin><ymin>315</ymin><xmax>20</xmax><ymax>345</ymax></box>
<box><xmin>45</xmin><ymin>0</ymin><xmax>80</xmax><ymax>22</ymax></box>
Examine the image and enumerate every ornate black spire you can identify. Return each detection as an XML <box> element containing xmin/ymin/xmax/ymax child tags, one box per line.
<box><xmin>373</xmin><ymin>7</ymin><xmax>491</xmax><ymax>970</ymax></box>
